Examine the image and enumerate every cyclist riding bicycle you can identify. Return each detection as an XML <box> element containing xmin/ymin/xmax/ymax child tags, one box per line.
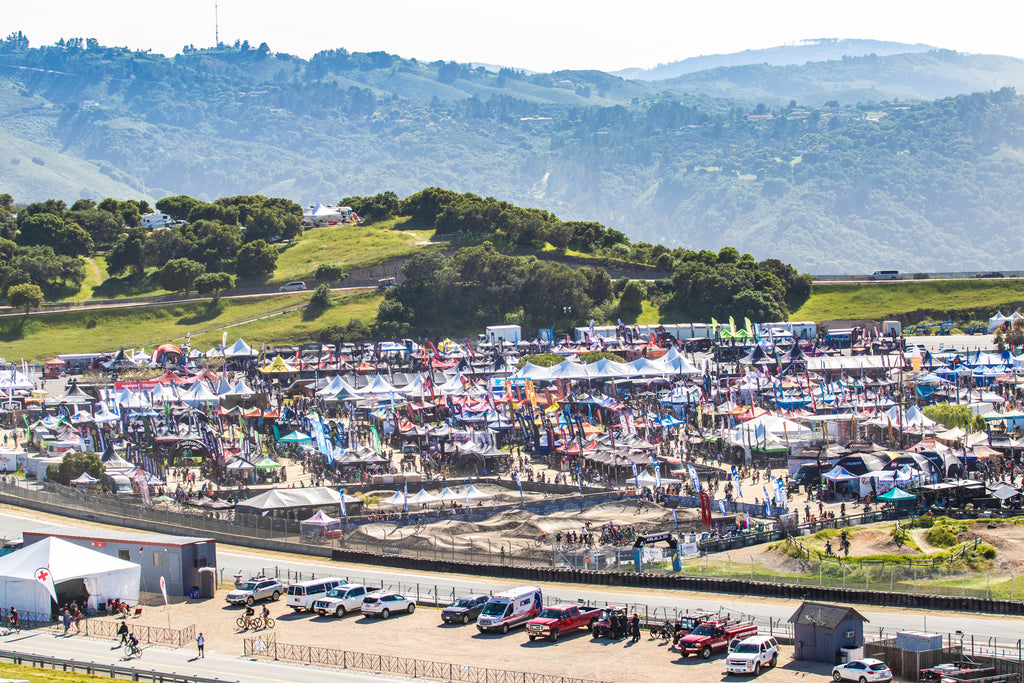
<box><xmin>128</xmin><ymin>633</ymin><xmax>139</xmax><ymax>648</ymax></box>
<box><xmin>8</xmin><ymin>607</ymin><xmax>18</xmax><ymax>629</ymax></box>
<box><xmin>244</xmin><ymin>604</ymin><xmax>255</xmax><ymax>628</ymax></box>
<box><xmin>261</xmin><ymin>605</ymin><xmax>270</xmax><ymax>621</ymax></box>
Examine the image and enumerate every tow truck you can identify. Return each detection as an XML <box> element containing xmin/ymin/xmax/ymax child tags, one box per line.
<box><xmin>525</xmin><ymin>604</ymin><xmax>600</xmax><ymax>642</ymax></box>
<box><xmin>678</xmin><ymin>618</ymin><xmax>757</xmax><ymax>659</ymax></box>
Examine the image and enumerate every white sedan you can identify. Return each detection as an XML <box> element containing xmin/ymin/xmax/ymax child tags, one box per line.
<box><xmin>360</xmin><ymin>592</ymin><xmax>416</xmax><ymax>619</ymax></box>
<box><xmin>832</xmin><ymin>658</ymin><xmax>893</xmax><ymax>683</ymax></box>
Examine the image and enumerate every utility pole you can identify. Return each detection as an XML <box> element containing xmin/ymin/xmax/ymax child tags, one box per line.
<box><xmin>214</xmin><ymin>0</ymin><xmax>219</xmax><ymax>47</ymax></box>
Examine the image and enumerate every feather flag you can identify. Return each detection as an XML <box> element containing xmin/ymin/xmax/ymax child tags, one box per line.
<box><xmin>763</xmin><ymin>486</ymin><xmax>773</xmax><ymax>516</ymax></box>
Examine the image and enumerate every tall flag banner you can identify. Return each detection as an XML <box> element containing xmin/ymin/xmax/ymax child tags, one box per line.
<box><xmin>159</xmin><ymin>576</ymin><xmax>169</xmax><ymax>607</ymax></box>
<box><xmin>718</xmin><ymin>499</ymin><xmax>727</xmax><ymax>515</ymax></box>
<box><xmin>403</xmin><ymin>481</ymin><xmax>409</xmax><ymax>512</ymax></box>
<box><xmin>672</xmin><ymin>509</ymin><xmax>679</xmax><ymax>530</ymax></box>
<box><xmin>653</xmin><ymin>457</ymin><xmax>662</xmax><ymax>489</ymax></box>
<box><xmin>763</xmin><ymin>486</ymin><xmax>773</xmax><ymax>516</ymax></box>
<box><xmin>34</xmin><ymin>566</ymin><xmax>58</xmax><ymax>604</ymax></box>
<box><xmin>746</xmin><ymin>512</ymin><xmax>751</xmax><ymax>531</ymax></box>
<box><xmin>339</xmin><ymin>487</ymin><xmax>347</xmax><ymax>516</ymax></box>
<box><xmin>631</xmin><ymin>461</ymin><xmax>639</xmax><ymax>490</ymax></box>
<box><xmin>687</xmin><ymin>465</ymin><xmax>701</xmax><ymax>493</ymax></box>
<box><xmin>513</xmin><ymin>471</ymin><xmax>524</xmax><ymax>504</ymax></box>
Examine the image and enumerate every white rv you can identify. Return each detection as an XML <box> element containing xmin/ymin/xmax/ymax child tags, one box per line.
<box><xmin>476</xmin><ymin>585</ymin><xmax>543</xmax><ymax>634</ymax></box>
<box><xmin>140</xmin><ymin>212</ymin><xmax>175</xmax><ymax>229</ymax></box>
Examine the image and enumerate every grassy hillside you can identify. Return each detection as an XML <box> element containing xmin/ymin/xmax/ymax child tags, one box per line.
<box><xmin>793</xmin><ymin>280</ymin><xmax>1024</xmax><ymax>321</ymax></box>
<box><xmin>0</xmin><ymin>291</ymin><xmax>381</xmax><ymax>361</ymax></box>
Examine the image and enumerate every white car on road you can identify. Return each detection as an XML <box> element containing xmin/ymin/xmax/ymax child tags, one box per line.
<box><xmin>313</xmin><ymin>584</ymin><xmax>369</xmax><ymax>617</ymax></box>
<box><xmin>361</xmin><ymin>592</ymin><xmax>415</xmax><ymax>619</ymax></box>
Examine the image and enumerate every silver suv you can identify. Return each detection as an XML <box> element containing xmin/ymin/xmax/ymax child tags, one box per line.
<box><xmin>226</xmin><ymin>577</ymin><xmax>284</xmax><ymax>606</ymax></box>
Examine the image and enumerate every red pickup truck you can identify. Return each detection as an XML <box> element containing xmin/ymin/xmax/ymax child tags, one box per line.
<box><xmin>679</xmin><ymin>619</ymin><xmax>757</xmax><ymax>659</ymax></box>
<box><xmin>526</xmin><ymin>604</ymin><xmax>601</xmax><ymax>642</ymax></box>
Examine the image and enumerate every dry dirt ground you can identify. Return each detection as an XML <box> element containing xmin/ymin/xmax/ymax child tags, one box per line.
<box><xmin>87</xmin><ymin>590</ymin><xmax>833</xmax><ymax>683</ymax></box>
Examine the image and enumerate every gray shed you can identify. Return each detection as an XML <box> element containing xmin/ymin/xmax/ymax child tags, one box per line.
<box><xmin>789</xmin><ymin>601</ymin><xmax>868</xmax><ymax>664</ymax></box>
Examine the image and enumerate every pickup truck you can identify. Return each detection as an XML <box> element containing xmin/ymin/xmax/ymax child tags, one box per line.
<box><xmin>679</xmin><ymin>620</ymin><xmax>757</xmax><ymax>659</ymax></box>
<box><xmin>525</xmin><ymin>604</ymin><xmax>600</xmax><ymax>642</ymax></box>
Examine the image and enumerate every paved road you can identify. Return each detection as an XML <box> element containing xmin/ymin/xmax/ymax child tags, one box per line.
<box><xmin>0</xmin><ymin>628</ymin><xmax>410</xmax><ymax>683</ymax></box>
<box><xmin>0</xmin><ymin>511</ymin><xmax>1011</xmax><ymax>647</ymax></box>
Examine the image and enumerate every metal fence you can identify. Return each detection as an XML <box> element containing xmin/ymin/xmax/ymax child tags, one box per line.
<box><xmin>0</xmin><ymin>648</ymin><xmax>233</xmax><ymax>683</ymax></box>
<box><xmin>244</xmin><ymin>633</ymin><xmax>611</xmax><ymax>683</ymax></box>
<box><xmin>83</xmin><ymin>618</ymin><xmax>197</xmax><ymax>648</ymax></box>
<box><xmin>865</xmin><ymin>639</ymin><xmax>1024</xmax><ymax>682</ymax></box>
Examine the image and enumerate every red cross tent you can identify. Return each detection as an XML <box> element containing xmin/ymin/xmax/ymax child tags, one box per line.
<box><xmin>0</xmin><ymin>537</ymin><xmax>141</xmax><ymax>617</ymax></box>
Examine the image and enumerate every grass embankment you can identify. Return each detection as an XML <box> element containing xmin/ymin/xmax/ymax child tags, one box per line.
<box><xmin>0</xmin><ymin>291</ymin><xmax>382</xmax><ymax>360</ymax></box>
<box><xmin>0</xmin><ymin>661</ymin><xmax>112</xmax><ymax>683</ymax></box>
<box><xmin>793</xmin><ymin>279</ymin><xmax>1024</xmax><ymax>321</ymax></box>
<box><xmin>272</xmin><ymin>218</ymin><xmax>435</xmax><ymax>284</ymax></box>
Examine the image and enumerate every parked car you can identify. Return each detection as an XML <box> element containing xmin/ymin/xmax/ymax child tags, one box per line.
<box><xmin>973</xmin><ymin>272</ymin><xmax>1005</xmax><ymax>278</ymax></box>
<box><xmin>279</xmin><ymin>281</ymin><xmax>307</xmax><ymax>292</ymax></box>
<box><xmin>725</xmin><ymin>635</ymin><xmax>779</xmax><ymax>675</ymax></box>
<box><xmin>832</xmin><ymin>658</ymin><xmax>893</xmax><ymax>683</ymax></box>
<box><xmin>313</xmin><ymin>584</ymin><xmax>369</xmax><ymax>617</ymax></box>
<box><xmin>441</xmin><ymin>594</ymin><xmax>488</xmax><ymax>624</ymax></box>
<box><xmin>361</xmin><ymin>592</ymin><xmax>415</xmax><ymax>619</ymax></box>
<box><xmin>225</xmin><ymin>577</ymin><xmax>284</xmax><ymax>606</ymax></box>
<box><xmin>285</xmin><ymin>577</ymin><xmax>346</xmax><ymax>611</ymax></box>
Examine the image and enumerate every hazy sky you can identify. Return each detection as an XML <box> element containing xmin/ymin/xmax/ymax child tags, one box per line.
<box><xmin>4</xmin><ymin>0</ymin><xmax>1024</xmax><ymax>73</ymax></box>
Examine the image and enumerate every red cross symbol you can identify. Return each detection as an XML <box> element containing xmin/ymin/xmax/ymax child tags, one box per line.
<box><xmin>35</xmin><ymin>568</ymin><xmax>49</xmax><ymax>582</ymax></box>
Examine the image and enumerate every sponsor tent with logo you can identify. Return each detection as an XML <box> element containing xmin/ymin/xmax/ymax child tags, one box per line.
<box><xmin>0</xmin><ymin>537</ymin><xmax>140</xmax><ymax>617</ymax></box>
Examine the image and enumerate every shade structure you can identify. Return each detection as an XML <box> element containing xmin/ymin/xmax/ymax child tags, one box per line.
<box><xmin>0</xmin><ymin>537</ymin><xmax>140</xmax><ymax>615</ymax></box>
<box><xmin>380</xmin><ymin>490</ymin><xmax>406</xmax><ymax>506</ymax></box>
<box><xmin>823</xmin><ymin>466</ymin><xmax>859</xmax><ymax>482</ymax></box>
<box><xmin>877</xmin><ymin>487</ymin><xmax>916</xmax><ymax>501</ymax></box>
<box><xmin>279</xmin><ymin>430</ymin><xmax>313</xmax><ymax>443</ymax></box>
<box><xmin>406</xmin><ymin>488</ymin><xmax>439</xmax><ymax>505</ymax></box>
<box><xmin>462</xmin><ymin>484</ymin><xmax>491</xmax><ymax>500</ymax></box>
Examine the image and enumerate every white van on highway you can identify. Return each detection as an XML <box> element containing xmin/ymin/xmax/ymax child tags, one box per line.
<box><xmin>868</xmin><ymin>270</ymin><xmax>900</xmax><ymax>281</ymax></box>
<box><xmin>476</xmin><ymin>585</ymin><xmax>542</xmax><ymax>634</ymax></box>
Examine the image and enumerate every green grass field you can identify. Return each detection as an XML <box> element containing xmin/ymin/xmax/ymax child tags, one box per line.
<box><xmin>793</xmin><ymin>279</ymin><xmax>1024</xmax><ymax>321</ymax></box>
<box><xmin>0</xmin><ymin>291</ymin><xmax>382</xmax><ymax>361</ymax></box>
<box><xmin>270</xmin><ymin>218</ymin><xmax>435</xmax><ymax>285</ymax></box>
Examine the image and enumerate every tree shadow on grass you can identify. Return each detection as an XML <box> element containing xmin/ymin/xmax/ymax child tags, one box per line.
<box><xmin>176</xmin><ymin>301</ymin><xmax>224</xmax><ymax>326</ymax></box>
<box><xmin>301</xmin><ymin>304</ymin><xmax>328</xmax><ymax>322</ymax></box>
<box><xmin>0</xmin><ymin>318</ymin><xmax>26</xmax><ymax>341</ymax></box>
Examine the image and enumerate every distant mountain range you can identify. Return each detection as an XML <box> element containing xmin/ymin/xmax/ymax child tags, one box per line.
<box><xmin>2</xmin><ymin>33</ymin><xmax>1024</xmax><ymax>271</ymax></box>
<box><xmin>612</xmin><ymin>38</ymin><xmax>936</xmax><ymax>80</ymax></box>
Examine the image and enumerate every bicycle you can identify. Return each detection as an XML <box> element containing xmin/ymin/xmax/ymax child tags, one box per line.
<box><xmin>3</xmin><ymin>618</ymin><xmax>20</xmax><ymax>635</ymax></box>
<box><xmin>259</xmin><ymin>616</ymin><xmax>275</xmax><ymax>629</ymax></box>
<box><xmin>123</xmin><ymin>642</ymin><xmax>142</xmax><ymax>659</ymax></box>
<box><xmin>235</xmin><ymin>616</ymin><xmax>254</xmax><ymax>630</ymax></box>
<box><xmin>649</xmin><ymin>621</ymin><xmax>674</xmax><ymax>641</ymax></box>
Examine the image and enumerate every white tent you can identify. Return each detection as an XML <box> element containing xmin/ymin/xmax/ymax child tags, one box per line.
<box><xmin>0</xmin><ymin>537</ymin><xmax>140</xmax><ymax>615</ymax></box>
<box><xmin>224</xmin><ymin>338</ymin><xmax>254</xmax><ymax>358</ymax></box>
<box><xmin>634</xmin><ymin>470</ymin><xmax>681</xmax><ymax>487</ymax></box>
<box><xmin>406</xmin><ymin>488</ymin><xmax>439</xmax><ymax>506</ymax></box>
<box><xmin>989</xmin><ymin>312</ymin><xmax>1009</xmax><ymax>331</ymax></box>
<box><xmin>463</xmin><ymin>484</ymin><xmax>491</xmax><ymax>501</ymax></box>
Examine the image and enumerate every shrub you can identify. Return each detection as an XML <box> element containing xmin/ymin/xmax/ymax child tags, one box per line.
<box><xmin>977</xmin><ymin>543</ymin><xmax>997</xmax><ymax>560</ymax></box>
<box><xmin>924</xmin><ymin>525</ymin><xmax>958</xmax><ymax>548</ymax></box>
<box><xmin>309</xmin><ymin>283</ymin><xmax>332</xmax><ymax>309</ymax></box>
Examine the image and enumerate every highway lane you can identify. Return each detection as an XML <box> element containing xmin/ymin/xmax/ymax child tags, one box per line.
<box><xmin>0</xmin><ymin>628</ymin><xmax>411</xmax><ymax>683</ymax></box>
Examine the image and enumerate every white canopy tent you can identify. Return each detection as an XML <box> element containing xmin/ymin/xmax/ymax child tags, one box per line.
<box><xmin>0</xmin><ymin>537</ymin><xmax>140</xmax><ymax>615</ymax></box>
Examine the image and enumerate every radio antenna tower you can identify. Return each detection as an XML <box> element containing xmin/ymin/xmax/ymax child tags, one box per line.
<box><xmin>214</xmin><ymin>0</ymin><xmax>219</xmax><ymax>46</ymax></box>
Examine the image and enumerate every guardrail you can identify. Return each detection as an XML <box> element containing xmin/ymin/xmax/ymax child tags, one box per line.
<box><xmin>244</xmin><ymin>634</ymin><xmax>612</xmax><ymax>683</ymax></box>
<box><xmin>0</xmin><ymin>648</ymin><xmax>235</xmax><ymax>683</ymax></box>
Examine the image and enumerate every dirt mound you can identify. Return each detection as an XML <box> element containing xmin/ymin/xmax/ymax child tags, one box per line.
<box><xmin>851</xmin><ymin>527</ymin><xmax>917</xmax><ymax>557</ymax></box>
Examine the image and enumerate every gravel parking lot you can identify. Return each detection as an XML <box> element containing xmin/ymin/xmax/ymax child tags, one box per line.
<box><xmin>92</xmin><ymin>588</ymin><xmax>834</xmax><ymax>683</ymax></box>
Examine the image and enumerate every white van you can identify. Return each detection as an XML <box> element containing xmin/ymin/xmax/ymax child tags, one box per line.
<box><xmin>868</xmin><ymin>270</ymin><xmax>900</xmax><ymax>281</ymax></box>
<box><xmin>285</xmin><ymin>577</ymin><xmax>346</xmax><ymax>611</ymax></box>
<box><xmin>476</xmin><ymin>585</ymin><xmax>542</xmax><ymax>634</ymax></box>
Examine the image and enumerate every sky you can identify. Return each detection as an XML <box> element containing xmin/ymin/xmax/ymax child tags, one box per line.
<box><xmin>4</xmin><ymin>0</ymin><xmax>1024</xmax><ymax>73</ymax></box>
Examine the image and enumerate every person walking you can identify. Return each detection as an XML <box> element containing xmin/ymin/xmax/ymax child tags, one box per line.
<box><xmin>61</xmin><ymin>609</ymin><xmax>71</xmax><ymax>635</ymax></box>
<box><xmin>196</xmin><ymin>632</ymin><xmax>205</xmax><ymax>658</ymax></box>
<box><xmin>630</xmin><ymin>614</ymin><xmax>641</xmax><ymax>643</ymax></box>
<box><xmin>117</xmin><ymin>620</ymin><xmax>129</xmax><ymax>645</ymax></box>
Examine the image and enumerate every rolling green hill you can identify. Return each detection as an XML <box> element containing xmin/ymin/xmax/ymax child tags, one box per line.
<box><xmin>3</xmin><ymin>35</ymin><xmax>1024</xmax><ymax>271</ymax></box>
